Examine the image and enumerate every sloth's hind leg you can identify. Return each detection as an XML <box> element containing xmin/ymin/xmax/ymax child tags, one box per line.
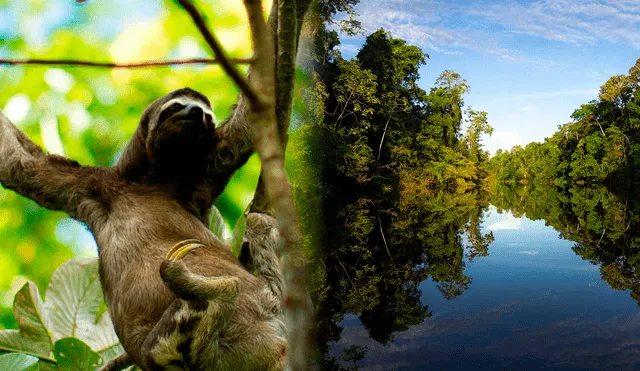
<box><xmin>142</xmin><ymin>240</ymin><xmax>240</xmax><ymax>370</ymax></box>
<box><xmin>140</xmin><ymin>299</ymin><xmax>189</xmax><ymax>370</ymax></box>
<box><xmin>160</xmin><ymin>239</ymin><xmax>240</xmax><ymax>301</ymax></box>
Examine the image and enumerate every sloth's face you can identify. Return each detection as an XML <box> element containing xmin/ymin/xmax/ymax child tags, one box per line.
<box><xmin>147</xmin><ymin>95</ymin><xmax>216</xmax><ymax>166</ymax></box>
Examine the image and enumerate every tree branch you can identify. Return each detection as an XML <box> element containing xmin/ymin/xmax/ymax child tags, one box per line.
<box><xmin>243</xmin><ymin>0</ymin><xmax>313</xmax><ymax>369</ymax></box>
<box><xmin>250</xmin><ymin>0</ymin><xmax>310</xmax><ymax>214</ymax></box>
<box><xmin>0</xmin><ymin>58</ymin><xmax>252</xmax><ymax>68</ymax></box>
<box><xmin>175</xmin><ymin>0</ymin><xmax>260</xmax><ymax>106</ymax></box>
<box><xmin>276</xmin><ymin>0</ymin><xmax>298</xmax><ymax>142</ymax></box>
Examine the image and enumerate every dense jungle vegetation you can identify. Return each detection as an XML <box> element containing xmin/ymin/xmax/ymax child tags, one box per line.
<box><xmin>2</xmin><ymin>1</ymin><xmax>639</xmax><ymax>369</ymax></box>
<box><xmin>486</xmin><ymin>58</ymin><xmax>640</xmax><ymax>189</ymax></box>
<box><xmin>301</xmin><ymin>9</ymin><xmax>498</xmax><ymax>366</ymax></box>
<box><xmin>304</xmin><ymin>4</ymin><xmax>640</xmax><ymax>367</ymax></box>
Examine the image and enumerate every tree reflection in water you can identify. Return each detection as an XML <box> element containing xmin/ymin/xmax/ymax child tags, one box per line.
<box><xmin>490</xmin><ymin>184</ymin><xmax>640</xmax><ymax>305</ymax></box>
<box><xmin>312</xmin><ymin>183</ymin><xmax>640</xmax><ymax>369</ymax></box>
<box><xmin>313</xmin><ymin>187</ymin><xmax>493</xmax><ymax>369</ymax></box>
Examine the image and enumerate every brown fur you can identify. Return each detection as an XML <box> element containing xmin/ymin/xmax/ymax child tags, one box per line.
<box><xmin>0</xmin><ymin>88</ymin><xmax>285</xmax><ymax>370</ymax></box>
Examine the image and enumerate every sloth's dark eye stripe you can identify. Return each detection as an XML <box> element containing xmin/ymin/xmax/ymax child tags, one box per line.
<box><xmin>159</xmin><ymin>103</ymin><xmax>185</xmax><ymax>123</ymax></box>
<box><xmin>168</xmin><ymin>103</ymin><xmax>184</xmax><ymax>112</ymax></box>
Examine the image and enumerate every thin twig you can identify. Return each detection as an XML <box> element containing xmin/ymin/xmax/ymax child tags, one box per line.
<box><xmin>377</xmin><ymin>116</ymin><xmax>392</xmax><ymax>163</ymax></box>
<box><xmin>337</xmin><ymin>260</ymin><xmax>357</xmax><ymax>290</ymax></box>
<box><xmin>378</xmin><ymin>214</ymin><xmax>393</xmax><ymax>262</ymax></box>
<box><xmin>598</xmin><ymin>228</ymin><xmax>606</xmax><ymax>245</ymax></box>
<box><xmin>174</xmin><ymin>0</ymin><xmax>260</xmax><ymax>106</ymax></box>
<box><xmin>0</xmin><ymin>58</ymin><xmax>252</xmax><ymax>68</ymax></box>
<box><xmin>244</xmin><ymin>0</ymin><xmax>272</xmax><ymax>84</ymax></box>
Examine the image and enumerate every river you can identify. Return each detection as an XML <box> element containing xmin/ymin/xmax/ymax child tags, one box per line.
<box><xmin>318</xmin><ymin>186</ymin><xmax>640</xmax><ymax>370</ymax></box>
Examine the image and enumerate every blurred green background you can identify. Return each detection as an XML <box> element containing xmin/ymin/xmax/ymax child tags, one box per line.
<box><xmin>0</xmin><ymin>0</ymin><xmax>314</xmax><ymax>329</ymax></box>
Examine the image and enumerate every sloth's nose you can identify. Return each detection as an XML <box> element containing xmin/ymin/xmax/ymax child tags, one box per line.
<box><xmin>185</xmin><ymin>104</ymin><xmax>204</xmax><ymax>121</ymax></box>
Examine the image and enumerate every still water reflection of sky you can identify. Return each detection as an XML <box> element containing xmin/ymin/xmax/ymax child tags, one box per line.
<box><xmin>331</xmin><ymin>206</ymin><xmax>640</xmax><ymax>370</ymax></box>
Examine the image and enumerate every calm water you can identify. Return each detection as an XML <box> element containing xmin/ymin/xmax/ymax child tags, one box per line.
<box><xmin>327</xmin><ymin>204</ymin><xmax>640</xmax><ymax>370</ymax></box>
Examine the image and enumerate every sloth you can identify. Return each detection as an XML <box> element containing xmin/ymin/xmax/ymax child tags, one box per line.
<box><xmin>0</xmin><ymin>88</ymin><xmax>286</xmax><ymax>370</ymax></box>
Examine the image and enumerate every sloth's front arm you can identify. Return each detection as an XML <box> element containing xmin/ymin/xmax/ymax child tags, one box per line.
<box><xmin>0</xmin><ymin>111</ymin><xmax>110</xmax><ymax>223</ymax></box>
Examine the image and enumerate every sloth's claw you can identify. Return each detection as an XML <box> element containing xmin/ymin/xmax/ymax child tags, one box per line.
<box><xmin>167</xmin><ymin>239</ymin><xmax>203</xmax><ymax>261</ymax></box>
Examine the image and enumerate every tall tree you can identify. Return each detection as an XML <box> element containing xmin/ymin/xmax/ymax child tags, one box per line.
<box><xmin>463</xmin><ymin>107</ymin><xmax>493</xmax><ymax>164</ymax></box>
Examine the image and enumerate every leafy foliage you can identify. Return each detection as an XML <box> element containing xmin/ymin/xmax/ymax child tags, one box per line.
<box><xmin>0</xmin><ymin>353</ymin><xmax>38</xmax><ymax>371</ymax></box>
<box><xmin>487</xmin><ymin>58</ymin><xmax>640</xmax><ymax>189</ymax></box>
<box><xmin>304</xmin><ymin>26</ymin><xmax>494</xmax><ymax>369</ymax></box>
<box><xmin>0</xmin><ymin>258</ymin><xmax>134</xmax><ymax>370</ymax></box>
<box><xmin>462</xmin><ymin>107</ymin><xmax>493</xmax><ymax>165</ymax></box>
<box><xmin>54</xmin><ymin>338</ymin><xmax>102</xmax><ymax>371</ymax></box>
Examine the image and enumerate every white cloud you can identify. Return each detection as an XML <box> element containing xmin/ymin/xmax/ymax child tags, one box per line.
<box><xmin>466</xmin><ymin>0</ymin><xmax>640</xmax><ymax>48</ymax></box>
<box><xmin>346</xmin><ymin>0</ymin><xmax>640</xmax><ymax>66</ymax></box>
<box><xmin>487</xmin><ymin>214</ymin><xmax>524</xmax><ymax>230</ymax></box>
<box><xmin>586</xmin><ymin>69</ymin><xmax>601</xmax><ymax>79</ymax></box>
<box><xmin>519</xmin><ymin>250</ymin><xmax>539</xmax><ymax>255</ymax></box>
<box><xmin>517</xmin><ymin>105</ymin><xmax>538</xmax><ymax>111</ymax></box>
<box><xmin>337</xmin><ymin>42</ymin><xmax>360</xmax><ymax>55</ymax></box>
<box><xmin>500</xmin><ymin>89</ymin><xmax>599</xmax><ymax>101</ymax></box>
<box><xmin>347</xmin><ymin>0</ymin><xmax>524</xmax><ymax>60</ymax></box>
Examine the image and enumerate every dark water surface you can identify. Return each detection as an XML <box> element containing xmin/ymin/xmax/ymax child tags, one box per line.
<box><xmin>322</xmin><ymin>187</ymin><xmax>640</xmax><ymax>370</ymax></box>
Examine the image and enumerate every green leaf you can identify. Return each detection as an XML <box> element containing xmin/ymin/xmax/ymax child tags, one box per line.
<box><xmin>44</xmin><ymin>258</ymin><xmax>103</xmax><ymax>343</ymax></box>
<box><xmin>0</xmin><ymin>330</ymin><xmax>53</xmax><ymax>361</ymax></box>
<box><xmin>0</xmin><ymin>259</ymin><xmax>124</xmax><ymax>368</ymax></box>
<box><xmin>92</xmin><ymin>312</ymin><xmax>123</xmax><ymax>363</ymax></box>
<box><xmin>54</xmin><ymin>338</ymin><xmax>101</xmax><ymax>371</ymax></box>
<box><xmin>210</xmin><ymin>205</ymin><xmax>228</xmax><ymax>239</ymax></box>
<box><xmin>216</xmin><ymin>153</ymin><xmax>261</xmax><ymax>225</ymax></box>
<box><xmin>36</xmin><ymin>361</ymin><xmax>60</xmax><ymax>371</ymax></box>
<box><xmin>12</xmin><ymin>282</ymin><xmax>52</xmax><ymax>355</ymax></box>
<box><xmin>230</xmin><ymin>213</ymin><xmax>247</xmax><ymax>256</ymax></box>
<box><xmin>43</xmin><ymin>258</ymin><xmax>122</xmax><ymax>363</ymax></box>
<box><xmin>0</xmin><ymin>353</ymin><xmax>39</xmax><ymax>371</ymax></box>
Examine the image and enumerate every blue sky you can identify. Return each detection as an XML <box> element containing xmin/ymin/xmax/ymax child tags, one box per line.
<box><xmin>336</xmin><ymin>0</ymin><xmax>640</xmax><ymax>155</ymax></box>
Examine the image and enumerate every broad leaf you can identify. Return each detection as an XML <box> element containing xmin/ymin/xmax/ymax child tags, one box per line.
<box><xmin>0</xmin><ymin>330</ymin><xmax>50</xmax><ymax>358</ymax></box>
<box><xmin>93</xmin><ymin>311</ymin><xmax>124</xmax><ymax>363</ymax></box>
<box><xmin>44</xmin><ymin>258</ymin><xmax>122</xmax><ymax>362</ymax></box>
<box><xmin>54</xmin><ymin>338</ymin><xmax>101</xmax><ymax>371</ymax></box>
<box><xmin>44</xmin><ymin>258</ymin><xmax>103</xmax><ymax>343</ymax></box>
<box><xmin>36</xmin><ymin>361</ymin><xmax>60</xmax><ymax>371</ymax></box>
<box><xmin>0</xmin><ymin>258</ymin><xmax>124</xmax><ymax>368</ymax></box>
<box><xmin>12</xmin><ymin>283</ymin><xmax>52</xmax><ymax>355</ymax></box>
<box><xmin>0</xmin><ymin>353</ymin><xmax>39</xmax><ymax>371</ymax></box>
